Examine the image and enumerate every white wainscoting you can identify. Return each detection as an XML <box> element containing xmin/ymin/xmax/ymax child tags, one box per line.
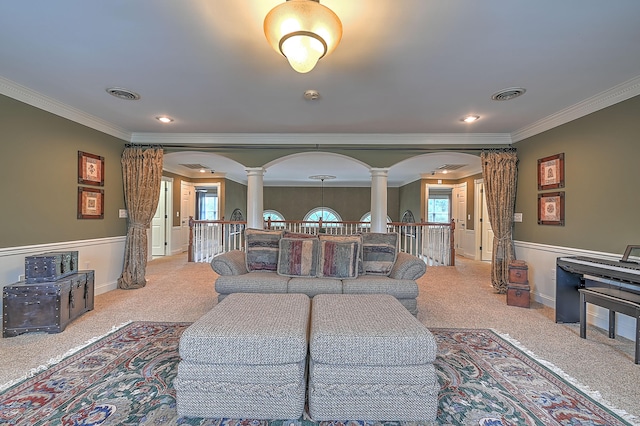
<box><xmin>459</xmin><ymin>229</ymin><xmax>476</xmax><ymax>259</ymax></box>
<box><xmin>171</xmin><ymin>226</ymin><xmax>185</xmax><ymax>255</ymax></box>
<box><xmin>514</xmin><ymin>240</ymin><xmax>636</xmax><ymax>341</ymax></box>
<box><xmin>0</xmin><ymin>237</ymin><xmax>126</xmax><ymax>318</ymax></box>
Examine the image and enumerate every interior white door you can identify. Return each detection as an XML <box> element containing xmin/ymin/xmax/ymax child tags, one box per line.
<box><xmin>151</xmin><ymin>181</ymin><xmax>166</xmax><ymax>257</ymax></box>
<box><xmin>452</xmin><ymin>183</ymin><xmax>467</xmax><ymax>254</ymax></box>
<box><xmin>481</xmin><ymin>185</ymin><xmax>494</xmax><ymax>261</ymax></box>
<box><xmin>180</xmin><ymin>182</ymin><xmax>194</xmax><ymax>252</ymax></box>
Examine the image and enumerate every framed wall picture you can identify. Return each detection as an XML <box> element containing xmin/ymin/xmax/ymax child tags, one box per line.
<box><xmin>537</xmin><ymin>153</ymin><xmax>564</xmax><ymax>190</ymax></box>
<box><xmin>78</xmin><ymin>187</ymin><xmax>104</xmax><ymax>219</ymax></box>
<box><xmin>78</xmin><ymin>151</ymin><xmax>104</xmax><ymax>186</ymax></box>
<box><xmin>538</xmin><ymin>192</ymin><xmax>564</xmax><ymax>226</ymax></box>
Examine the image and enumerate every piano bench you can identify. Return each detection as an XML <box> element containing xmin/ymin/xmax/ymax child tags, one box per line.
<box><xmin>578</xmin><ymin>288</ymin><xmax>640</xmax><ymax>364</ymax></box>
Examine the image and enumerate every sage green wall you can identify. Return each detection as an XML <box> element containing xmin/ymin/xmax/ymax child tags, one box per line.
<box><xmin>224</xmin><ymin>179</ymin><xmax>248</xmax><ymax>221</ymax></box>
<box><xmin>263</xmin><ymin>187</ymin><xmax>400</xmax><ymax>222</ymax></box>
<box><xmin>513</xmin><ymin>95</ymin><xmax>640</xmax><ymax>253</ymax></box>
<box><xmin>0</xmin><ymin>95</ymin><xmax>127</xmax><ymax>249</ymax></box>
<box><xmin>399</xmin><ymin>180</ymin><xmax>422</xmax><ymax>222</ymax></box>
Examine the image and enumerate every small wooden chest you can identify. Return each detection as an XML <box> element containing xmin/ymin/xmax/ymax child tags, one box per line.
<box><xmin>507</xmin><ymin>283</ymin><xmax>531</xmax><ymax>308</ymax></box>
<box><xmin>3</xmin><ymin>270</ymin><xmax>94</xmax><ymax>337</ymax></box>
<box><xmin>25</xmin><ymin>251</ymin><xmax>79</xmax><ymax>283</ymax></box>
<box><xmin>508</xmin><ymin>260</ymin><xmax>529</xmax><ymax>284</ymax></box>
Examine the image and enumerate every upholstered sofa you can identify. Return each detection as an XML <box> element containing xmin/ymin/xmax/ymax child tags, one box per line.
<box><xmin>210</xmin><ymin>229</ymin><xmax>426</xmax><ymax>315</ymax></box>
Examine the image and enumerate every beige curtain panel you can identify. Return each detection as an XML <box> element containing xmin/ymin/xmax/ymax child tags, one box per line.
<box><xmin>118</xmin><ymin>147</ymin><xmax>164</xmax><ymax>290</ymax></box>
<box><xmin>481</xmin><ymin>150</ymin><xmax>518</xmax><ymax>293</ymax></box>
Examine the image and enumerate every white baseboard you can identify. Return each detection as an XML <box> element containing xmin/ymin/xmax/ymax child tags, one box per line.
<box><xmin>96</xmin><ymin>280</ymin><xmax>119</xmax><ymax>295</ymax></box>
<box><xmin>514</xmin><ymin>241</ymin><xmax>636</xmax><ymax>341</ymax></box>
<box><xmin>0</xmin><ymin>237</ymin><xmax>126</xmax><ymax>316</ymax></box>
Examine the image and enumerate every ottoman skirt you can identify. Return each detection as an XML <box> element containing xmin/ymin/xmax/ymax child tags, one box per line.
<box><xmin>176</xmin><ymin>359</ymin><xmax>307</xmax><ymax>419</ymax></box>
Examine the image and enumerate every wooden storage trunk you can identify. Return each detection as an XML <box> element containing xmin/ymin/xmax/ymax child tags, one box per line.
<box><xmin>25</xmin><ymin>251</ymin><xmax>79</xmax><ymax>283</ymax></box>
<box><xmin>3</xmin><ymin>270</ymin><xmax>94</xmax><ymax>337</ymax></box>
<box><xmin>507</xmin><ymin>283</ymin><xmax>531</xmax><ymax>308</ymax></box>
<box><xmin>508</xmin><ymin>260</ymin><xmax>529</xmax><ymax>284</ymax></box>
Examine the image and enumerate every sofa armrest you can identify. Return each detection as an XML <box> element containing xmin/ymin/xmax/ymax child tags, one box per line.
<box><xmin>210</xmin><ymin>250</ymin><xmax>248</xmax><ymax>276</ymax></box>
<box><xmin>388</xmin><ymin>252</ymin><xmax>426</xmax><ymax>280</ymax></box>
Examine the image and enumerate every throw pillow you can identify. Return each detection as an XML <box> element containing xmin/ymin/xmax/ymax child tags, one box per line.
<box><xmin>318</xmin><ymin>234</ymin><xmax>363</xmax><ymax>274</ymax></box>
<box><xmin>317</xmin><ymin>240</ymin><xmax>359</xmax><ymax>279</ymax></box>
<box><xmin>244</xmin><ymin>228</ymin><xmax>283</xmax><ymax>272</ymax></box>
<box><xmin>283</xmin><ymin>231</ymin><xmax>318</xmax><ymax>239</ymax></box>
<box><xmin>362</xmin><ymin>232</ymin><xmax>399</xmax><ymax>276</ymax></box>
<box><xmin>277</xmin><ymin>237</ymin><xmax>319</xmax><ymax>277</ymax></box>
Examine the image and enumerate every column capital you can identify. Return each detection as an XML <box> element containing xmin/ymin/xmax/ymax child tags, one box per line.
<box><xmin>370</xmin><ymin>168</ymin><xmax>389</xmax><ymax>177</ymax></box>
<box><xmin>245</xmin><ymin>167</ymin><xmax>265</xmax><ymax>176</ymax></box>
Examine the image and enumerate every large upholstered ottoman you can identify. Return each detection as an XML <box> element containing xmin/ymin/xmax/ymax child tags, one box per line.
<box><xmin>308</xmin><ymin>294</ymin><xmax>439</xmax><ymax>421</ymax></box>
<box><xmin>175</xmin><ymin>293</ymin><xmax>310</xmax><ymax>419</ymax></box>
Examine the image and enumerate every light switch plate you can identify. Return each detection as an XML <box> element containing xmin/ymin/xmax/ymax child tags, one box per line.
<box><xmin>513</xmin><ymin>213</ymin><xmax>523</xmax><ymax>222</ymax></box>
<box><xmin>119</xmin><ymin>209</ymin><xmax>128</xmax><ymax>218</ymax></box>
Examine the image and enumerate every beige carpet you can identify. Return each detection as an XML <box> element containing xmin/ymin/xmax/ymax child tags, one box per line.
<box><xmin>1</xmin><ymin>254</ymin><xmax>639</xmax><ymax>422</ymax></box>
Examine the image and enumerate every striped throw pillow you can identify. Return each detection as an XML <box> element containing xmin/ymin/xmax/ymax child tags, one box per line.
<box><xmin>362</xmin><ymin>232</ymin><xmax>399</xmax><ymax>276</ymax></box>
<box><xmin>277</xmin><ymin>237</ymin><xmax>320</xmax><ymax>277</ymax></box>
<box><xmin>244</xmin><ymin>228</ymin><xmax>283</xmax><ymax>272</ymax></box>
<box><xmin>317</xmin><ymin>240</ymin><xmax>359</xmax><ymax>279</ymax></box>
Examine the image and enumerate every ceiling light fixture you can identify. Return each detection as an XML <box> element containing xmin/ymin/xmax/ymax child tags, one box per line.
<box><xmin>264</xmin><ymin>0</ymin><xmax>342</xmax><ymax>73</ymax></box>
<box><xmin>461</xmin><ymin>115</ymin><xmax>480</xmax><ymax>123</ymax></box>
<box><xmin>309</xmin><ymin>174</ymin><xmax>336</xmax><ymax>220</ymax></box>
<box><xmin>156</xmin><ymin>116</ymin><xmax>174</xmax><ymax>123</ymax></box>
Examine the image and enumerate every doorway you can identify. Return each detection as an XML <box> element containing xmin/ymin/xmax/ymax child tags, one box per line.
<box><xmin>151</xmin><ymin>177</ymin><xmax>173</xmax><ymax>257</ymax></box>
<box><xmin>474</xmin><ymin>179</ymin><xmax>494</xmax><ymax>262</ymax></box>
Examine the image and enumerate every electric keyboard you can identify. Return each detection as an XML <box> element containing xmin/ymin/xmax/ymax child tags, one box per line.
<box><xmin>555</xmin><ymin>248</ymin><xmax>640</xmax><ymax>323</ymax></box>
<box><xmin>558</xmin><ymin>256</ymin><xmax>640</xmax><ymax>286</ymax></box>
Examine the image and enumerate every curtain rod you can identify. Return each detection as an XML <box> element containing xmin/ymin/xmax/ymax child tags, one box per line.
<box><xmin>136</xmin><ymin>143</ymin><xmax>512</xmax><ymax>153</ymax></box>
<box><xmin>124</xmin><ymin>143</ymin><xmax>163</xmax><ymax>149</ymax></box>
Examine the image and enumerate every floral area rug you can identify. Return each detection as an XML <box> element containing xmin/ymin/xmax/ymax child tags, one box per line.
<box><xmin>0</xmin><ymin>322</ymin><xmax>635</xmax><ymax>426</ymax></box>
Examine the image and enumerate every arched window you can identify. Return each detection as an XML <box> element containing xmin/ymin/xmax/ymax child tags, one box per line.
<box><xmin>401</xmin><ymin>210</ymin><xmax>415</xmax><ymax>223</ymax></box>
<box><xmin>360</xmin><ymin>212</ymin><xmax>392</xmax><ymax>224</ymax></box>
<box><xmin>263</xmin><ymin>210</ymin><xmax>285</xmax><ymax>222</ymax></box>
<box><xmin>304</xmin><ymin>207</ymin><xmax>342</xmax><ymax>226</ymax></box>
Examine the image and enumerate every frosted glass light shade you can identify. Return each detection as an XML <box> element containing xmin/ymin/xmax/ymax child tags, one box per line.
<box><xmin>264</xmin><ymin>0</ymin><xmax>342</xmax><ymax>73</ymax></box>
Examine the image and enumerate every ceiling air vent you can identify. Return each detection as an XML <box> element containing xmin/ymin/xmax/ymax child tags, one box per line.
<box><xmin>106</xmin><ymin>87</ymin><xmax>141</xmax><ymax>100</ymax></box>
<box><xmin>180</xmin><ymin>164</ymin><xmax>210</xmax><ymax>169</ymax></box>
<box><xmin>438</xmin><ymin>164</ymin><xmax>466</xmax><ymax>171</ymax></box>
<box><xmin>491</xmin><ymin>87</ymin><xmax>526</xmax><ymax>101</ymax></box>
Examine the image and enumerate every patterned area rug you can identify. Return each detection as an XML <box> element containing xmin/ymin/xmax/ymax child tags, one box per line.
<box><xmin>0</xmin><ymin>322</ymin><xmax>635</xmax><ymax>426</ymax></box>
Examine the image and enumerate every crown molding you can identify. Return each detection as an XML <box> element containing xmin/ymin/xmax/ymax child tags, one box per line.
<box><xmin>511</xmin><ymin>74</ymin><xmax>640</xmax><ymax>142</ymax></box>
<box><xmin>0</xmin><ymin>76</ymin><xmax>131</xmax><ymax>141</ymax></box>
<box><xmin>4</xmin><ymin>71</ymin><xmax>638</xmax><ymax>146</ymax></box>
<box><xmin>130</xmin><ymin>132</ymin><xmax>513</xmax><ymax>146</ymax></box>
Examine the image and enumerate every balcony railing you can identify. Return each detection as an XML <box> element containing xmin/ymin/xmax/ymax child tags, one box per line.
<box><xmin>189</xmin><ymin>218</ymin><xmax>455</xmax><ymax>266</ymax></box>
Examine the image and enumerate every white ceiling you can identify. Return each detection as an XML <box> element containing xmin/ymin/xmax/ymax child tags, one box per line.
<box><xmin>2</xmin><ymin>1</ymin><xmax>640</xmax><ymax>185</ymax></box>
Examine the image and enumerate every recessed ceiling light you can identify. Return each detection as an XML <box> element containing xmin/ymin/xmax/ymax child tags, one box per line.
<box><xmin>461</xmin><ymin>115</ymin><xmax>480</xmax><ymax>123</ymax></box>
<box><xmin>106</xmin><ymin>87</ymin><xmax>140</xmax><ymax>100</ymax></box>
<box><xmin>156</xmin><ymin>116</ymin><xmax>174</xmax><ymax>123</ymax></box>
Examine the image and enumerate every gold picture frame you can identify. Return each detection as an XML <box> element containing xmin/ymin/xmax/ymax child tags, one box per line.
<box><xmin>538</xmin><ymin>191</ymin><xmax>564</xmax><ymax>226</ymax></box>
<box><xmin>78</xmin><ymin>187</ymin><xmax>104</xmax><ymax>219</ymax></box>
<box><xmin>78</xmin><ymin>151</ymin><xmax>104</xmax><ymax>186</ymax></box>
<box><xmin>537</xmin><ymin>153</ymin><xmax>564</xmax><ymax>190</ymax></box>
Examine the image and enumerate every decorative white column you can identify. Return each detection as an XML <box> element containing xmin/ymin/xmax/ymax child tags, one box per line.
<box><xmin>370</xmin><ymin>168</ymin><xmax>389</xmax><ymax>233</ymax></box>
<box><xmin>246</xmin><ymin>167</ymin><xmax>265</xmax><ymax>229</ymax></box>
